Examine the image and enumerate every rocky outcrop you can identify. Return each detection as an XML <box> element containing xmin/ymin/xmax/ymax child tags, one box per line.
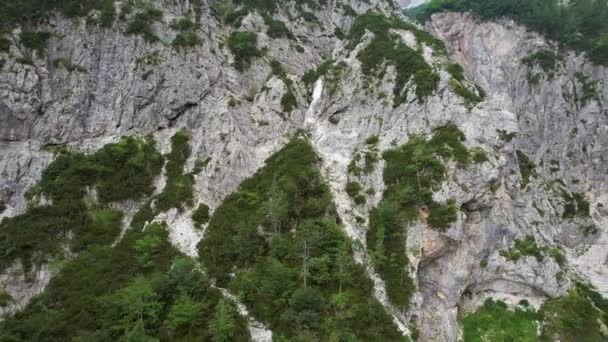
<box><xmin>1</xmin><ymin>1</ymin><xmax>607</xmax><ymax>341</ymax></box>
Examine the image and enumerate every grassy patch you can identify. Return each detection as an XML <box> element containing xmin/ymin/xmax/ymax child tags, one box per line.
<box><xmin>540</xmin><ymin>290</ymin><xmax>605</xmax><ymax>341</ymax></box>
<box><xmin>462</xmin><ymin>299</ymin><xmax>541</xmax><ymax>342</ymax></box>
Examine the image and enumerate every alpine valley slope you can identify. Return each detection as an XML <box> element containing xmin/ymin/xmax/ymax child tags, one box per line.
<box><xmin>0</xmin><ymin>0</ymin><xmax>607</xmax><ymax>341</ymax></box>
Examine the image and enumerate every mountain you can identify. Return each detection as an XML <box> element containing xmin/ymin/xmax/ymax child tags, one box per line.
<box><xmin>0</xmin><ymin>0</ymin><xmax>607</xmax><ymax>341</ymax></box>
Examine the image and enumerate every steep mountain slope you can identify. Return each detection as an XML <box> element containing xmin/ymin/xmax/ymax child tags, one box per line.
<box><xmin>0</xmin><ymin>0</ymin><xmax>607</xmax><ymax>341</ymax></box>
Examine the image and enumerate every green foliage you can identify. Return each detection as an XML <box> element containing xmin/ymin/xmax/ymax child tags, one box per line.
<box><xmin>522</xmin><ymin>49</ymin><xmax>562</xmax><ymax>76</ymax></box>
<box><xmin>280</xmin><ymin>91</ymin><xmax>297</xmax><ymax>112</ymax></box>
<box><xmin>209</xmin><ymin>299</ymin><xmax>238</xmax><ymax>342</ymax></box>
<box><xmin>192</xmin><ymin>203</ymin><xmax>210</xmax><ymax>227</ymax></box>
<box><xmin>413</xmin><ymin>0</ymin><xmax>608</xmax><ymax>65</ymax></box>
<box><xmin>472</xmin><ymin>148</ymin><xmax>488</xmax><ymax>163</ymax></box>
<box><xmin>561</xmin><ymin>191</ymin><xmax>590</xmax><ymax>219</ymax></box>
<box><xmin>155</xmin><ymin>131</ymin><xmax>194</xmax><ymax>212</ymax></box>
<box><xmin>516</xmin><ymin>150</ymin><xmax>536</xmax><ymax>189</ymax></box>
<box><xmin>540</xmin><ymin>290</ymin><xmax>605</xmax><ymax>341</ymax></box>
<box><xmin>0</xmin><ymin>137</ymin><xmax>163</xmax><ymax>272</ymax></box>
<box><xmin>0</xmin><ymin>219</ymin><xmax>251</xmax><ymax>341</ymax></box>
<box><xmin>345</xmin><ymin>181</ymin><xmax>363</xmax><ymax>198</ymax></box>
<box><xmin>262</xmin><ymin>14</ymin><xmax>293</xmax><ymax>39</ymax></box>
<box><xmin>349</xmin><ymin>12</ymin><xmax>440</xmax><ymax>105</ymax></box>
<box><xmin>0</xmin><ymin>0</ymin><xmax>115</xmax><ymax>34</ymax></box>
<box><xmin>501</xmin><ymin>235</ymin><xmax>545</xmax><ymax>262</ymax></box>
<box><xmin>199</xmin><ymin>138</ymin><xmax>405</xmax><ymax>340</ymax></box>
<box><xmin>497</xmin><ymin>129</ymin><xmax>517</xmax><ymax>142</ymax></box>
<box><xmin>170</xmin><ymin>17</ymin><xmax>196</xmax><ymax>31</ymax></box>
<box><xmin>172</xmin><ymin>32</ymin><xmax>202</xmax><ymax>49</ymax></box>
<box><xmin>228</xmin><ymin>31</ymin><xmax>262</xmax><ymax>71</ymax></box>
<box><xmin>164</xmin><ymin>293</ymin><xmax>203</xmax><ymax>333</ymax></box>
<box><xmin>126</xmin><ymin>7</ymin><xmax>163</xmax><ymax>42</ymax></box>
<box><xmin>20</xmin><ymin>30</ymin><xmax>51</xmax><ymax>58</ymax></box>
<box><xmin>427</xmin><ymin>199</ymin><xmax>458</xmax><ymax>230</ymax></box>
<box><xmin>462</xmin><ymin>298</ymin><xmax>541</xmax><ymax>342</ymax></box>
<box><xmin>368</xmin><ymin>125</ymin><xmax>475</xmax><ymax>309</ymax></box>
<box><xmin>449</xmin><ymin>78</ymin><xmax>482</xmax><ymax>106</ymax></box>
<box><xmin>446</xmin><ymin>62</ymin><xmax>464</xmax><ymax>81</ymax></box>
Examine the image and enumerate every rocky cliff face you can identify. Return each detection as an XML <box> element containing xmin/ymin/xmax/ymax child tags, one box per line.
<box><xmin>1</xmin><ymin>1</ymin><xmax>607</xmax><ymax>341</ymax></box>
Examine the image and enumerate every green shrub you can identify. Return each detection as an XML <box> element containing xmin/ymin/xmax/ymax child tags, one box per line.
<box><xmin>155</xmin><ymin>131</ymin><xmax>194</xmax><ymax>212</ymax></box>
<box><xmin>172</xmin><ymin>32</ymin><xmax>202</xmax><ymax>49</ymax></box>
<box><xmin>427</xmin><ymin>199</ymin><xmax>458</xmax><ymax>231</ymax></box>
<box><xmin>472</xmin><ymin>148</ymin><xmax>488</xmax><ymax>163</ymax></box>
<box><xmin>170</xmin><ymin>17</ymin><xmax>196</xmax><ymax>31</ymax></box>
<box><xmin>562</xmin><ymin>191</ymin><xmax>590</xmax><ymax>219</ymax></box>
<box><xmin>281</xmin><ymin>90</ymin><xmax>297</xmax><ymax>112</ymax></box>
<box><xmin>497</xmin><ymin>129</ymin><xmax>517</xmax><ymax>142</ymax></box>
<box><xmin>345</xmin><ymin>181</ymin><xmax>363</xmax><ymax>198</ymax></box>
<box><xmin>20</xmin><ymin>30</ymin><xmax>51</xmax><ymax>57</ymax></box>
<box><xmin>449</xmin><ymin>78</ymin><xmax>482</xmax><ymax>106</ymax></box>
<box><xmin>541</xmin><ymin>290</ymin><xmax>603</xmax><ymax>341</ymax></box>
<box><xmin>365</xmin><ymin>135</ymin><xmax>379</xmax><ymax>145</ymax></box>
<box><xmin>516</xmin><ymin>150</ymin><xmax>536</xmax><ymax>189</ymax></box>
<box><xmin>446</xmin><ymin>62</ymin><xmax>465</xmax><ymax>81</ymax></box>
<box><xmin>126</xmin><ymin>7</ymin><xmax>163</xmax><ymax>42</ymax></box>
<box><xmin>263</xmin><ymin>14</ymin><xmax>293</xmax><ymax>39</ymax></box>
<box><xmin>192</xmin><ymin>203</ymin><xmax>210</xmax><ymax>227</ymax></box>
<box><xmin>462</xmin><ymin>298</ymin><xmax>541</xmax><ymax>341</ymax></box>
<box><xmin>228</xmin><ymin>31</ymin><xmax>262</xmax><ymax>71</ymax></box>
<box><xmin>522</xmin><ymin>49</ymin><xmax>562</xmax><ymax>77</ymax></box>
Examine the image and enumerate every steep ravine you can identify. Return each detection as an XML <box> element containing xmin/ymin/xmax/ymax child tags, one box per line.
<box><xmin>0</xmin><ymin>1</ymin><xmax>607</xmax><ymax>341</ymax></box>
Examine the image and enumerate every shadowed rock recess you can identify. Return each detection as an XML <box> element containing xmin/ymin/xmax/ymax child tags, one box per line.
<box><xmin>0</xmin><ymin>0</ymin><xmax>607</xmax><ymax>341</ymax></box>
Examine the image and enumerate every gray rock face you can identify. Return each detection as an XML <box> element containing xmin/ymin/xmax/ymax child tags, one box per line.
<box><xmin>0</xmin><ymin>2</ymin><xmax>607</xmax><ymax>341</ymax></box>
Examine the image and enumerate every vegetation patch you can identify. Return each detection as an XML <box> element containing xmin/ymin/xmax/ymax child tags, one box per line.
<box><xmin>413</xmin><ymin>0</ymin><xmax>608</xmax><ymax>65</ymax></box>
<box><xmin>500</xmin><ymin>235</ymin><xmax>565</xmax><ymax>266</ymax></box>
<box><xmin>349</xmin><ymin>11</ymin><xmax>440</xmax><ymax>106</ymax></box>
<box><xmin>192</xmin><ymin>203</ymin><xmax>210</xmax><ymax>228</ymax></box>
<box><xmin>516</xmin><ymin>150</ymin><xmax>536</xmax><ymax>189</ymax></box>
<box><xmin>198</xmin><ymin>137</ymin><xmax>405</xmax><ymax>340</ymax></box>
<box><xmin>540</xmin><ymin>289</ymin><xmax>605</xmax><ymax>341</ymax></box>
<box><xmin>125</xmin><ymin>6</ymin><xmax>164</xmax><ymax>42</ymax></box>
<box><xmin>20</xmin><ymin>30</ymin><xmax>51</xmax><ymax>58</ymax></box>
<box><xmin>228</xmin><ymin>31</ymin><xmax>262</xmax><ymax>72</ymax></box>
<box><xmin>0</xmin><ymin>137</ymin><xmax>163</xmax><ymax>272</ymax></box>
<box><xmin>462</xmin><ymin>298</ymin><xmax>541</xmax><ymax>342</ymax></box>
<box><xmin>270</xmin><ymin>60</ymin><xmax>298</xmax><ymax>113</ymax></box>
<box><xmin>368</xmin><ymin>124</ymin><xmax>477</xmax><ymax>309</ymax></box>
<box><xmin>561</xmin><ymin>190</ymin><xmax>590</xmax><ymax>219</ymax></box>
<box><xmin>0</xmin><ymin>222</ymin><xmax>251</xmax><ymax>341</ymax></box>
